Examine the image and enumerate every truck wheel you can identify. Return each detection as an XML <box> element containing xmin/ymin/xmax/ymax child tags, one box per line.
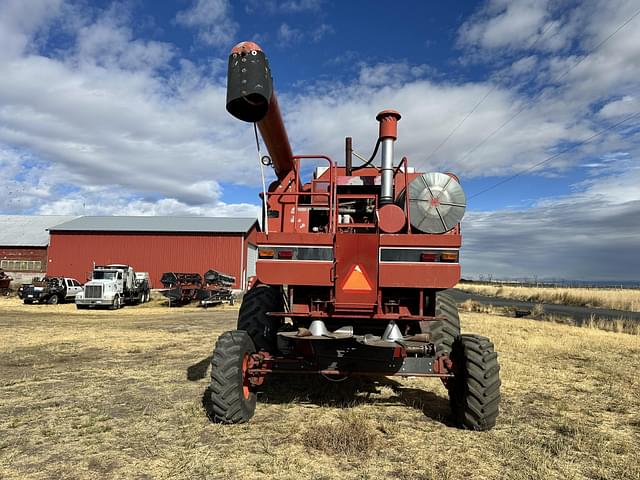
<box><xmin>448</xmin><ymin>334</ymin><xmax>501</xmax><ymax>431</ymax></box>
<box><xmin>111</xmin><ymin>295</ymin><xmax>121</xmax><ymax>310</ymax></box>
<box><xmin>208</xmin><ymin>330</ymin><xmax>257</xmax><ymax>424</ymax></box>
<box><xmin>48</xmin><ymin>295</ymin><xmax>59</xmax><ymax>305</ymax></box>
<box><xmin>237</xmin><ymin>285</ymin><xmax>283</xmax><ymax>352</ymax></box>
<box><xmin>419</xmin><ymin>291</ymin><xmax>460</xmax><ymax>354</ymax></box>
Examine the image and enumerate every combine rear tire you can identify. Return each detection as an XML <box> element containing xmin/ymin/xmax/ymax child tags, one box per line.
<box><xmin>208</xmin><ymin>330</ymin><xmax>257</xmax><ymax>424</ymax></box>
<box><xmin>237</xmin><ymin>285</ymin><xmax>283</xmax><ymax>352</ymax></box>
<box><xmin>420</xmin><ymin>291</ymin><xmax>460</xmax><ymax>354</ymax></box>
<box><xmin>448</xmin><ymin>334</ymin><xmax>501</xmax><ymax>431</ymax></box>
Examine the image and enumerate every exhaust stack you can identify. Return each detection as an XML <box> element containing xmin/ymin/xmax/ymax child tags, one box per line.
<box><xmin>376</xmin><ymin>110</ymin><xmax>401</xmax><ymax>205</ymax></box>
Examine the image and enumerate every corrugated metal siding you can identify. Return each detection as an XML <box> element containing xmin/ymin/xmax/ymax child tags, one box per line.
<box><xmin>47</xmin><ymin>232</ymin><xmax>244</xmax><ymax>288</ymax></box>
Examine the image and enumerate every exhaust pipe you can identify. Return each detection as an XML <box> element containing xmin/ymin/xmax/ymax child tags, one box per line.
<box><xmin>376</xmin><ymin>110</ymin><xmax>401</xmax><ymax>205</ymax></box>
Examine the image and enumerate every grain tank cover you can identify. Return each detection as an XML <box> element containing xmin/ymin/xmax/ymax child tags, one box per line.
<box><xmin>226</xmin><ymin>47</ymin><xmax>273</xmax><ymax>123</ymax></box>
<box><xmin>407</xmin><ymin>172</ymin><xmax>466</xmax><ymax>233</ymax></box>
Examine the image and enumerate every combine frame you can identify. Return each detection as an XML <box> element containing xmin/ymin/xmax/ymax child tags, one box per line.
<box><xmin>207</xmin><ymin>41</ymin><xmax>501</xmax><ymax>430</ymax></box>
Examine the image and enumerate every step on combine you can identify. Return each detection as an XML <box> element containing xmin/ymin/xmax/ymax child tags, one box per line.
<box><xmin>208</xmin><ymin>41</ymin><xmax>501</xmax><ymax>430</ymax></box>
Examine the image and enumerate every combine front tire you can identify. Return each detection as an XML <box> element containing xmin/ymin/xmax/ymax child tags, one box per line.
<box><xmin>448</xmin><ymin>334</ymin><xmax>501</xmax><ymax>431</ymax></box>
<box><xmin>208</xmin><ymin>330</ymin><xmax>257</xmax><ymax>424</ymax></box>
<box><xmin>237</xmin><ymin>285</ymin><xmax>283</xmax><ymax>352</ymax></box>
<box><xmin>420</xmin><ymin>291</ymin><xmax>460</xmax><ymax>354</ymax></box>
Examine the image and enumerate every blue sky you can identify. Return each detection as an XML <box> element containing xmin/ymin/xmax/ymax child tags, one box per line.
<box><xmin>0</xmin><ymin>0</ymin><xmax>639</xmax><ymax>281</ymax></box>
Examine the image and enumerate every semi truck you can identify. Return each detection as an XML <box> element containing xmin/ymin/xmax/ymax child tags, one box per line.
<box><xmin>75</xmin><ymin>264</ymin><xmax>151</xmax><ymax>309</ymax></box>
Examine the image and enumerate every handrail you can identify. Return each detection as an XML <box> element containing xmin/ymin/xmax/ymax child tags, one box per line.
<box><xmin>265</xmin><ymin>155</ymin><xmax>336</xmax><ymax>233</ymax></box>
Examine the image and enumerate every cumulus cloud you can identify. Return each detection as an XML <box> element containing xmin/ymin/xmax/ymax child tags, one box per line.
<box><xmin>175</xmin><ymin>0</ymin><xmax>238</xmax><ymax>47</ymax></box>
<box><xmin>276</xmin><ymin>22</ymin><xmax>333</xmax><ymax>45</ymax></box>
<box><xmin>277</xmin><ymin>23</ymin><xmax>303</xmax><ymax>44</ymax></box>
<box><xmin>457</xmin><ymin>0</ymin><xmax>579</xmax><ymax>54</ymax></box>
<box><xmin>245</xmin><ymin>0</ymin><xmax>325</xmax><ymax>15</ymax></box>
<box><xmin>599</xmin><ymin>96</ymin><xmax>639</xmax><ymax>118</ymax></box>
<box><xmin>462</xmin><ymin>161</ymin><xmax>640</xmax><ymax>281</ymax></box>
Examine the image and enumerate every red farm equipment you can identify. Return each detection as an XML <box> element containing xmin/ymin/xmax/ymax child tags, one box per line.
<box><xmin>161</xmin><ymin>270</ymin><xmax>235</xmax><ymax>307</ymax></box>
<box><xmin>160</xmin><ymin>272</ymin><xmax>203</xmax><ymax>306</ymax></box>
<box><xmin>208</xmin><ymin>41</ymin><xmax>501</xmax><ymax>430</ymax></box>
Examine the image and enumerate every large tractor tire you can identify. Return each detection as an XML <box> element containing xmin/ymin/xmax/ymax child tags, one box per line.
<box><xmin>420</xmin><ymin>291</ymin><xmax>460</xmax><ymax>354</ymax></box>
<box><xmin>208</xmin><ymin>330</ymin><xmax>257</xmax><ymax>424</ymax></box>
<box><xmin>237</xmin><ymin>285</ymin><xmax>283</xmax><ymax>352</ymax></box>
<box><xmin>448</xmin><ymin>334</ymin><xmax>501</xmax><ymax>431</ymax></box>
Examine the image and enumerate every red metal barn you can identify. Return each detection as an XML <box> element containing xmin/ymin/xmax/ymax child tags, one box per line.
<box><xmin>0</xmin><ymin>215</ymin><xmax>76</xmax><ymax>283</ymax></box>
<box><xmin>47</xmin><ymin>217</ymin><xmax>259</xmax><ymax>289</ymax></box>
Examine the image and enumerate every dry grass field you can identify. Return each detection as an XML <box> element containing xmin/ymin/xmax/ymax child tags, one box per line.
<box><xmin>1</xmin><ymin>296</ymin><xmax>639</xmax><ymax>480</ymax></box>
<box><xmin>457</xmin><ymin>283</ymin><xmax>640</xmax><ymax>312</ymax></box>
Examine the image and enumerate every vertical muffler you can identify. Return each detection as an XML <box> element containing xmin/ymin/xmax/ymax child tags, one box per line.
<box><xmin>377</xmin><ymin>110</ymin><xmax>401</xmax><ymax>205</ymax></box>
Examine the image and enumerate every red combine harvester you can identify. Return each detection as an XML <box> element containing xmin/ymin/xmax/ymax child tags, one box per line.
<box><xmin>208</xmin><ymin>41</ymin><xmax>501</xmax><ymax>430</ymax></box>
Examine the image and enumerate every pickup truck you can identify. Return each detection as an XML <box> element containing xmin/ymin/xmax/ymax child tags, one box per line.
<box><xmin>21</xmin><ymin>277</ymin><xmax>83</xmax><ymax>304</ymax></box>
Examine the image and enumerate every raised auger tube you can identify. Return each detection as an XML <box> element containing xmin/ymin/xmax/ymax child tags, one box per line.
<box><xmin>226</xmin><ymin>41</ymin><xmax>294</xmax><ymax>180</ymax></box>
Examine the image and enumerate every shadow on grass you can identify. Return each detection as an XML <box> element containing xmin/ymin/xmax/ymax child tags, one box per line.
<box><xmin>187</xmin><ymin>356</ymin><xmax>211</xmax><ymax>381</ymax></box>
<box><xmin>198</xmin><ymin>373</ymin><xmax>453</xmax><ymax>426</ymax></box>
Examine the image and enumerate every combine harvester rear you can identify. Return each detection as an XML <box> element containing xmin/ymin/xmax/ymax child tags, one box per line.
<box><xmin>209</xmin><ymin>41</ymin><xmax>501</xmax><ymax>430</ymax></box>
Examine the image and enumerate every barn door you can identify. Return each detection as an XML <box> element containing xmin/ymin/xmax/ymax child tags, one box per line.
<box><xmin>246</xmin><ymin>244</ymin><xmax>258</xmax><ymax>281</ymax></box>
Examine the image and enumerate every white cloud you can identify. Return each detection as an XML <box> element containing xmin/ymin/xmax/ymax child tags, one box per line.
<box><xmin>457</xmin><ymin>0</ymin><xmax>583</xmax><ymax>54</ymax></box>
<box><xmin>277</xmin><ymin>23</ymin><xmax>303</xmax><ymax>44</ymax></box>
<box><xmin>599</xmin><ymin>96</ymin><xmax>640</xmax><ymax>118</ymax></box>
<box><xmin>37</xmin><ymin>184</ymin><xmax>260</xmax><ymax>218</ymax></box>
<box><xmin>175</xmin><ymin>0</ymin><xmax>238</xmax><ymax>47</ymax></box>
<box><xmin>462</xmin><ymin>162</ymin><xmax>640</xmax><ymax>281</ymax></box>
<box><xmin>245</xmin><ymin>0</ymin><xmax>325</xmax><ymax>15</ymax></box>
<box><xmin>458</xmin><ymin>0</ymin><xmax>550</xmax><ymax>51</ymax></box>
<box><xmin>276</xmin><ymin>22</ymin><xmax>332</xmax><ymax>45</ymax></box>
<box><xmin>310</xmin><ymin>23</ymin><xmax>333</xmax><ymax>42</ymax></box>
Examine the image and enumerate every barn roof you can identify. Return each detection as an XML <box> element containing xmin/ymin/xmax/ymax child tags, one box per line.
<box><xmin>0</xmin><ymin>215</ymin><xmax>77</xmax><ymax>247</ymax></box>
<box><xmin>49</xmin><ymin>216</ymin><xmax>259</xmax><ymax>234</ymax></box>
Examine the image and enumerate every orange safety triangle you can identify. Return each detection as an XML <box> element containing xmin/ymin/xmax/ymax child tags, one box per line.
<box><xmin>342</xmin><ymin>264</ymin><xmax>373</xmax><ymax>291</ymax></box>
